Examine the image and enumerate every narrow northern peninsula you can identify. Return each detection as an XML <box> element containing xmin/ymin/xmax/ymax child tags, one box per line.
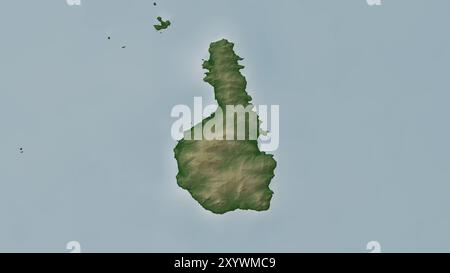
<box><xmin>174</xmin><ymin>39</ymin><xmax>277</xmax><ymax>214</ymax></box>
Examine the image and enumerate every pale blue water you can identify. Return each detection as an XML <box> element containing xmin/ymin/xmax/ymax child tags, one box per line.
<box><xmin>1</xmin><ymin>0</ymin><xmax>450</xmax><ymax>252</ymax></box>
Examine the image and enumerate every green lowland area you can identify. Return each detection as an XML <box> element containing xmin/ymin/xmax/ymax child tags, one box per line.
<box><xmin>174</xmin><ymin>39</ymin><xmax>277</xmax><ymax>214</ymax></box>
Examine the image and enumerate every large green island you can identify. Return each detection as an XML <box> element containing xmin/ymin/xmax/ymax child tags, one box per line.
<box><xmin>174</xmin><ymin>39</ymin><xmax>277</xmax><ymax>214</ymax></box>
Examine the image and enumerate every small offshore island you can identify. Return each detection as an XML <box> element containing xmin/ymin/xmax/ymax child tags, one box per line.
<box><xmin>174</xmin><ymin>39</ymin><xmax>277</xmax><ymax>214</ymax></box>
<box><xmin>153</xmin><ymin>16</ymin><xmax>171</xmax><ymax>31</ymax></box>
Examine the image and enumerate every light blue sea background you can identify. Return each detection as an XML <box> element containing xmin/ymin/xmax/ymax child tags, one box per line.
<box><xmin>1</xmin><ymin>0</ymin><xmax>450</xmax><ymax>252</ymax></box>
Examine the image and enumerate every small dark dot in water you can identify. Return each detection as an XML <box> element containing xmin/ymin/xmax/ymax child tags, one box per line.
<box><xmin>121</xmin><ymin>45</ymin><xmax>126</xmax><ymax>48</ymax></box>
<box><xmin>107</xmin><ymin>36</ymin><xmax>111</xmax><ymax>40</ymax></box>
<box><xmin>153</xmin><ymin>2</ymin><xmax>157</xmax><ymax>6</ymax></box>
